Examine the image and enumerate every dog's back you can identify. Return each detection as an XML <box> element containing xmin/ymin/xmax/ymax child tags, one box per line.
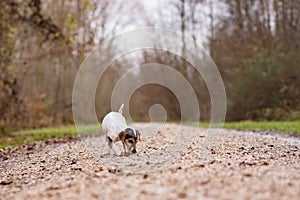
<box><xmin>102</xmin><ymin>104</ymin><xmax>126</xmax><ymax>140</ymax></box>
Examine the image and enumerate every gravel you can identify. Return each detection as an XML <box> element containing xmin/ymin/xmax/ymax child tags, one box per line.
<box><xmin>0</xmin><ymin>123</ymin><xmax>299</xmax><ymax>200</ymax></box>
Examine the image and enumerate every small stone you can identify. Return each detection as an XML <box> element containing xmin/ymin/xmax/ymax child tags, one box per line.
<box><xmin>200</xmin><ymin>177</ymin><xmax>210</xmax><ymax>185</ymax></box>
<box><xmin>47</xmin><ymin>185</ymin><xmax>60</xmax><ymax>190</ymax></box>
<box><xmin>71</xmin><ymin>167</ymin><xmax>82</xmax><ymax>171</ymax></box>
<box><xmin>239</xmin><ymin>161</ymin><xmax>256</xmax><ymax>167</ymax></box>
<box><xmin>261</xmin><ymin>161</ymin><xmax>269</xmax><ymax>166</ymax></box>
<box><xmin>238</xmin><ymin>147</ymin><xmax>245</xmax><ymax>151</ymax></box>
<box><xmin>178</xmin><ymin>192</ymin><xmax>187</xmax><ymax>198</ymax></box>
<box><xmin>95</xmin><ymin>166</ymin><xmax>104</xmax><ymax>172</ymax></box>
<box><xmin>143</xmin><ymin>174</ymin><xmax>148</xmax><ymax>179</ymax></box>
<box><xmin>208</xmin><ymin>159</ymin><xmax>216</xmax><ymax>164</ymax></box>
<box><xmin>196</xmin><ymin>164</ymin><xmax>205</xmax><ymax>168</ymax></box>
<box><xmin>70</xmin><ymin>159</ymin><xmax>77</xmax><ymax>165</ymax></box>
<box><xmin>108</xmin><ymin>168</ymin><xmax>117</xmax><ymax>174</ymax></box>
<box><xmin>0</xmin><ymin>180</ymin><xmax>13</xmax><ymax>185</ymax></box>
<box><xmin>242</xmin><ymin>172</ymin><xmax>252</xmax><ymax>177</ymax></box>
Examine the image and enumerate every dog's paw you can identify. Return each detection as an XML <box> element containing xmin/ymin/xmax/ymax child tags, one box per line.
<box><xmin>113</xmin><ymin>151</ymin><xmax>121</xmax><ymax>156</ymax></box>
<box><xmin>120</xmin><ymin>152</ymin><xmax>126</xmax><ymax>156</ymax></box>
<box><xmin>120</xmin><ymin>152</ymin><xmax>130</xmax><ymax>156</ymax></box>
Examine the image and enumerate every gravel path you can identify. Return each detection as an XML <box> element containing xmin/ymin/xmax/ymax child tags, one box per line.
<box><xmin>0</xmin><ymin>123</ymin><xmax>299</xmax><ymax>200</ymax></box>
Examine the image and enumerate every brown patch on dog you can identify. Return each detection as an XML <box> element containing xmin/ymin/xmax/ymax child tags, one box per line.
<box><xmin>115</xmin><ymin>131</ymin><xmax>126</xmax><ymax>142</ymax></box>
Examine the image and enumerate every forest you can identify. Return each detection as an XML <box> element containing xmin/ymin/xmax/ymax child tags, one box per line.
<box><xmin>1</xmin><ymin>0</ymin><xmax>299</xmax><ymax>133</ymax></box>
<box><xmin>1</xmin><ymin>1</ymin><xmax>300</xmax><ymax>199</ymax></box>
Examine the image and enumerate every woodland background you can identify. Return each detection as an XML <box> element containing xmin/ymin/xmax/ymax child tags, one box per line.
<box><xmin>0</xmin><ymin>0</ymin><xmax>299</xmax><ymax>133</ymax></box>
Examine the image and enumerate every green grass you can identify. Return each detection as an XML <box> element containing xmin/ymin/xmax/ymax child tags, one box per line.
<box><xmin>193</xmin><ymin>121</ymin><xmax>300</xmax><ymax>134</ymax></box>
<box><xmin>1</xmin><ymin>121</ymin><xmax>299</xmax><ymax>149</ymax></box>
<box><xmin>0</xmin><ymin>124</ymin><xmax>101</xmax><ymax>149</ymax></box>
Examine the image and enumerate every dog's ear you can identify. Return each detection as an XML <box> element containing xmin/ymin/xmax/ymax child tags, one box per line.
<box><xmin>115</xmin><ymin>131</ymin><xmax>126</xmax><ymax>142</ymax></box>
<box><xmin>136</xmin><ymin>130</ymin><xmax>141</xmax><ymax>141</ymax></box>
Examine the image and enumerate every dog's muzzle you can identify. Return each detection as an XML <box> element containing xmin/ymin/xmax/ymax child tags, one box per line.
<box><xmin>132</xmin><ymin>149</ymin><xmax>137</xmax><ymax>154</ymax></box>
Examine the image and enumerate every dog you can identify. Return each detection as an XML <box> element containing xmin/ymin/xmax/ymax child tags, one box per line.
<box><xmin>102</xmin><ymin>104</ymin><xmax>141</xmax><ymax>156</ymax></box>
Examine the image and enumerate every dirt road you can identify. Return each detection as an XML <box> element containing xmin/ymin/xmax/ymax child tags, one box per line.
<box><xmin>1</xmin><ymin>123</ymin><xmax>299</xmax><ymax>200</ymax></box>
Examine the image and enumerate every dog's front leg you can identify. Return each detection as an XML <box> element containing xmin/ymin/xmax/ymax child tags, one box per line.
<box><xmin>122</xmin><ymin>141</ymin><xmax>127</xmax><ymax>153</ymax></box>
<box><xmin>111</xmin><ymin>143</ymin><xmax>121</xmax><ymax>156</ymax></box>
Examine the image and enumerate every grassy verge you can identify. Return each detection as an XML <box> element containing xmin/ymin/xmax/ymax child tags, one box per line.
<box><xmin>193</xmin><ymin>121</ymin><xmax>300</xmax><ymax>134</ymax></box>
<box><xmin>0</xmin><ymin>124</ymin><xmax>101</xmax><ymax>149</ymax></box>
<box><xmin>1</xmin><ymin>121</ymin><xmax>299</xmax><ymax>149</ymax></box>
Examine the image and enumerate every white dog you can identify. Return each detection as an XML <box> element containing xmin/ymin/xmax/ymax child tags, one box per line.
<box><xmin>102</xmin><ymin>104</ymin><xmax>140</xmax><ymax>156</ymax></box>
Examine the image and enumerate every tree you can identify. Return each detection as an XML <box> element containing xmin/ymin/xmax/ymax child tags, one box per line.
<box><xmin>209</xmin><ymin>0</ymin><xmax>300</xmax><ymax>120</ymax></box>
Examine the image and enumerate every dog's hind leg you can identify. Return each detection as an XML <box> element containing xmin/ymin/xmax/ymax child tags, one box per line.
<box><xmin>106</xmin><ymin>136</ymin><xmax>113</xmax><ymax>156</ymax></box>
<box><xmin>106</xmin><ymin>136</ymin><xmax>121</xmax><ymax>156</ymax></box>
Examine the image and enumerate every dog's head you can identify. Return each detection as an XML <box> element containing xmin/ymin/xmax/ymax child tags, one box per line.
<box><xmin>117</xmin><ymin>127</ymin><xmax>141</xmax><ymax>154</ymax></box>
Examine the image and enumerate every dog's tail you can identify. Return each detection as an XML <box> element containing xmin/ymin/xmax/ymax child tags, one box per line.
<box><xmin>118</xmin><ymin>103</ymin><xmax>124</xmax><ymax>114</ymax></box>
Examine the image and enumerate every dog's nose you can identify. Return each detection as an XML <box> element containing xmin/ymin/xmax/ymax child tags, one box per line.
<box><xmin>132</xmin><ymin>149</ymin><xmax>137</xmax><ymax>154</ymax></box>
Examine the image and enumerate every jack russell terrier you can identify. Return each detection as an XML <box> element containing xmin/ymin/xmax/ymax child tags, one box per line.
<box><xmin>102</xmin><ymin>104</ymin><xmax>141</xmax><ymax>156</ymax></box>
